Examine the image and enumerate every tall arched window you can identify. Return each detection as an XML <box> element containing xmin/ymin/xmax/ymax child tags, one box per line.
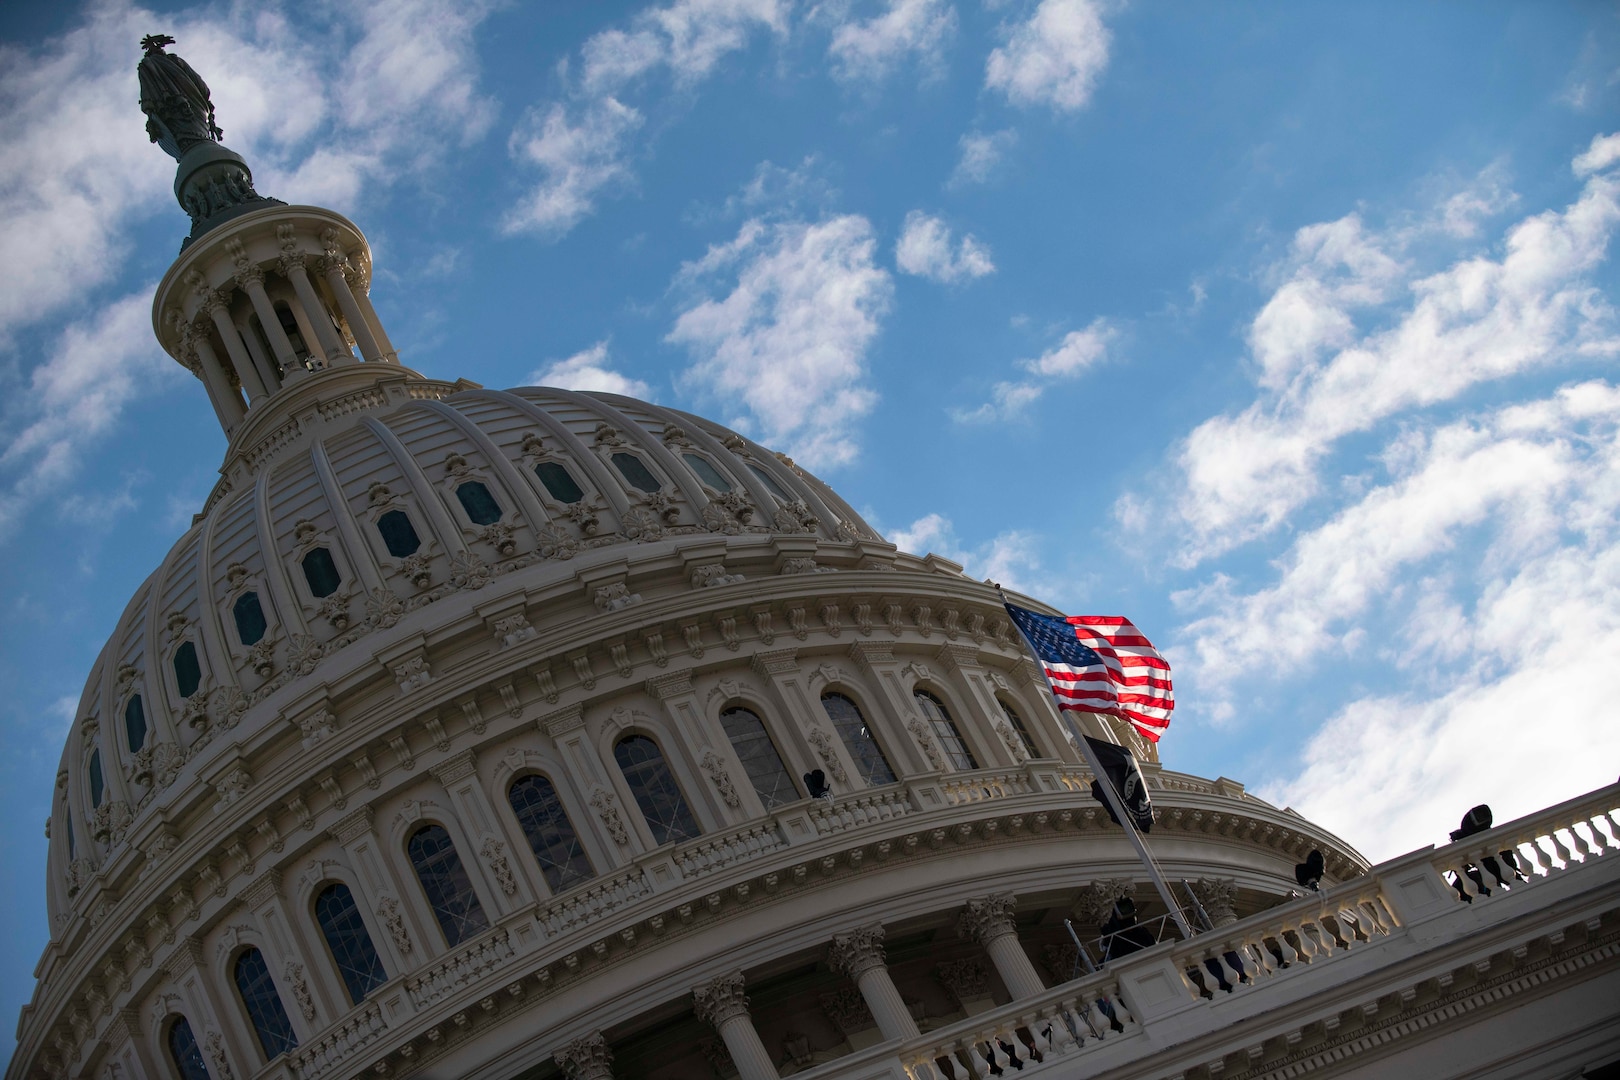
<box><xmin>614</xmin><ymin>735</ymin><xmax>699</xmax><ymax>846</ymax></box>
<box><xmin>166</xmin><ymin>1015</ymin><xmax>212</xmax><ymax>1080</ymax></box>
<box><xmin>821</xmin><ymin>693</ymin><xmax>897</xmax><ymax>786</ymax></box>
<box><xmin>174</xmin><ymin>640</ymin><xmax>202</xmax><ymax>699</ymax></box>
<box><xmin>233</xmin><ymin>947</ymin><xmax>298</xmax><ymax>1059</ymax></box>
<box><xmin>125</xmin><ymin>695</ymin><xmax>147</xmax><ymax>754</ymax></box>
<box><xmin>377</xmin><ymin>510</ymin><xmax>421</xmax><ymax>557</ymax></box>
<box><xmin>508</xmin><ymin>775</ymin><xmax>594</xmax><ymax>893</ymax></box>
<box><xmin>88</xmin><ymin>749</ymin><xmax>104</xmax><ymax>808</ymax></box>
<box><xmin>914</xmin><ymin>690</ymin><xmax>978</xmax><ymax>770</ymax></box>
<box><xmin>407</xmin><ymin>824</ymin><xmax>489</xmax><ymax>947</ymax></box>
<box><xmin>719</xmin><ymin>707</ymin><xmax>796</xmax><ymax>809</ymax></box>
<box><xmin>998</xmin><ymin>698</ymin><xmax>1040</xmax><ymax>758</ymax></box>
<box><xmin>314</xmin><ymin>883</ymin><xmax>387</xmax><ymax>1004</ymax></box>
<box><xmin>233</xmin><ymin>591</ymin><xmax>267</xmax><ymax>646</ymax></box>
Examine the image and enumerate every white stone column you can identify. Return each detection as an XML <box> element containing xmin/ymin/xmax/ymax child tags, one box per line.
<box><xmin>958</xmin><ymin>894</ymin><xmax>1045</xmax><ymax>1000</ymax></box>
<box><xmin>319</xmin><ymin>255</ymin><xmax>383</xmax><ymax>361</ymax></box>
<box><xmin>828</xmin><ymin>923</ymin><xmax>918</xmax><ymax>1041</ymax></box>
<box><xmin>555</xmin><ymin>1031</ymin><xmax>615</xmax><ymax>1079</ymax></box>
<box><xmin>346</xmin><ymin>263</ymin><xmax>398</xmax><ymax>362</ymax></box>
<box><xmin>183</xmin><ymin>328</ymin><xmax>245</xmax><ymax>432</ymax></box>
<box><xmin>200</xmin><ymin>290</ymin><xmax>268</xmax><ymax>402</ymax></box>
<box><xmin>280</xmin><ymin>252</ymin><xmax>352</xmax><ymax>365</ymax></box>
<box><xmin>236</xmin><ymin>264</ymin><xmax>302</xmax><ymax>380</ymax></box>
<box><xmin>1191</xmin><ymin>878</ymin><xmax>1239</xmax><ymax>927</ymax></box>
<box><xmin>693</xmin><ymin>972</ymin><xmax>780</xmax><ymax>1080</ymax></box>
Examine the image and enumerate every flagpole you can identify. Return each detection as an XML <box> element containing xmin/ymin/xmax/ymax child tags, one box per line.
<box><xmin>999</xmin><ymin>591</ymin><xmax>1196</xmax><ymax>940</ymax></box>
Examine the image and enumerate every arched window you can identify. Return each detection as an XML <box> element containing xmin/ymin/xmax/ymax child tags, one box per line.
<box><xmin>233</xmin><ymin>947</ymin><xmax>298</xmax><ymax>1059</ymax></box>
<box><xmin>719</xmin><ymin>707</ymin><xmax>796</xmax><ymax>809</ymax></box>
<box><xmin>233</xmin><ymin>591</ymin><xmax>267</xmax><ymax>646</ymax></box>
<box><xmin>313</xmin><ymin>883</ymin><xmax>387</xmax><ymax>1005</ymax></box>
<box><xmin>407</xmin><ymin>824</ymin><xmax>489</xmax><ymax>947</ymax></box>
<box><xmin>914</xmin><ymin>691</ymin><xmax>978</xmax><ymax>770</ymax></box>
<box><xmin>821</xmin><ymin>693</ymin><xmax>897</xmax><ymax>786</ymax></box>
<box><xmin>682</xmin><ymin>454</ymin><xmax>732</xmax><ymax>492</ymax></box>
<box><xmin>126</xmin><ymin>694</ymin><xmax>148</xmax><ymax>754</ymax></box>
<box><xmin>377</xmin><ymin>510</ymin><xmax>421</xmax><ymax>557</ymax></box>
<box><xmin>65</xmin><ymin>809</ymin><xmax>76</xmax><ymax>860</ymax></box>
<box><xmin>174</xmin><ymin>641</ymin><xmax>202</xmax><ymax>699</ymax></box>
<box><xmin>614</xmin><ymin>735</ymin><xmax>699</xmax><ymax>845</ymax></box>
<box><xmin>998</xmin><ymin>698</ymin><xmax>1040</xmax><ymax>758</ymax></box>
<box><xmin>534</xmin><ymin>461</ymin><xmax>584</xmax><ymax>504</ymax></box>
<box><xmin>88</xmin><ymin>750</ymin><xmax>104</xmax><ymax>808</ymax></box>
<box><xmin>455</xmin><ymin>481</ymin><xmax>503</xmax><ymax>525</ymax></box>
<box><xmin>611</xmin><ymin>453</ymin><xmax>661</xmax><ymax>493</ymax></box>
<box><xmin>747</xmin><ymin>462</ymin><xmax>792</xmax><ymax>502</ymax></box>
<box><xmin>508</xmin><ymin>775</ymin><xmax>593</xmax><ymax>892</ymax></box>
<box><xmin>301</xmin><ymin>548</ymin><xmax>341</xmax><ymax>598</ymax></box>
<box><xmin>166</xmin><ymin>1015</ymin><xmax>212</xmax><ymax>1080</ymax></box>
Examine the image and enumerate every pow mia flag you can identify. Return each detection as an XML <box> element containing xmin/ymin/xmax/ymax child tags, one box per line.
<box><xmin>1086</xmin><ymin>737</ymin><xmax>1154</xmax><ymax>833</ymax></box>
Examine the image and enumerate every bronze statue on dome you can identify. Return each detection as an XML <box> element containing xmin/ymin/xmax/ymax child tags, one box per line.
<box><xmin>138</xmin><ymin>33</ymin><xmax>225</xmax><ymax>160</ymax></box>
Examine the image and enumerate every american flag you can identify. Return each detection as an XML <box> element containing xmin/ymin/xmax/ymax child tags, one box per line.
<box><xmin>1003</xmin><ymin>602</ymin><xmax>1175</xmax><ymax>743</ymax></box>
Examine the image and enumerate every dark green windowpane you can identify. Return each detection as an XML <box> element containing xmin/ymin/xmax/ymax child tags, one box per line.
<box><xmin>747</xmin><ymin>463</ymin><xmax>792</xmax><ymax>501</ymax></box>
<box><xmin>611</xmin><ymin>453</ymin><xmax>661</xmax><ymax>493</ymax></box>
<box><xmin>614</xmin><ymin>735</ymin><xmax>699</xmax><ymax>845</ymax></box>
<box><xmin>167</xmin><ymin>1016</ymin><xmax>212</xmax><ymax>1080</ymax></box>
<box><xmin>377</xmin><ymin>510</ymin><xmax>420</xmax><ymax>557</ymax></box>
<box><xmin>302</xmin><ymin>548</ymin><xmax>341</xmax><ymax>598</ymax></box>
<box><xmin>125</xmin><ymin>695</ymin><xmax>147</xmax><ymax>754</ymax></box>
<box><xmin>314</xmin><ymin>883</ymin><xmax>387</xmax><ymax>1004</ymax></box>
<box><xmin>408</xmin><ymin>825</ymin><xmax>489</xmax><ymax>946</ymax></box>
<box><xmin>682</xmin><ymin>454</ymin><xmax>732</xmax><ymax>492</ymax></box>
<box><xmin>88</xmin><ymin>750</ymin><xmax>104</xmax><ymax>808</ymax></box>
<box><xmin>508</xmin><ymin>775</ymin><xmax>594</xmax><ymax>893</ymax></box>
<box><xmin>456</xmin><ymin>481</ymin><xmax>503</xmax><ymax>525</ymax></box>
<box><xmin>234</xmin><ymin>947</ymin><xmax>298</xmax><ymax>1058</ymax></box>
<box><xmin>234</xmin><ymin>591</ymin><xmax>267</xmax><ymax>645</ymax></box>
<box><xmin>174</xmin><ymin>641</ymin><xmax>201</xmax><ymax>698</ymax></box>
<box><xmin>535</xmin><ymin>461</ymin><xmax>585</xmax><ymax>504</ymax></box>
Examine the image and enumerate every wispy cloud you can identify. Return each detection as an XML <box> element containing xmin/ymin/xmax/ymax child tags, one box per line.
<box><xmin>1147</xmin><ymin>150</ymin><xmax>1620</xmax><ymax>566</ymax></box>
<box><xmin>668</xmin><ymin>214</ymin><xmax>892</xmax><ymax>468</ymax></box>
<box><xmin>894</xmin><ymin>210</ymin><xmax>995</xmax><ymax>283</ymax></box>
<box><xmin>529</xmin><ymin>340</ymin><xmax>653</xmax><ymax>398</ymax></box>
<box><xmin>887</xmin><ymin>511</ymin><xmax>1044</xmax><ymax>595</ymax></box>
<box><xmin>953</xmin><ymin>318</ymin><xmax>1114</xmax><ymax>423</ymax></box>
<box><xmin>503</xmin><ymin>98</ymin><xmax>644</xmax><ymax>237</ymax></box>
<box><xmin>827</xmin><ymin>0</ymin><xmax>957</xmax><ymax>84</ymax></box>
<box><xmin>985</xmin><ymin>0</ymin><xmax>1111</xmax><ymax>113</ymax></box>
<box><xmin>949</xmin><ymin>128</ymin><xmax>1017</xmax><ymax>187</ymax></box>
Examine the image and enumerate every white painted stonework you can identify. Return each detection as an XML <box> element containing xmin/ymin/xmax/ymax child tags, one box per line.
<box><xmin>13</xmin><ymin>200</ymin><xmax>1620</xmax><ymax>1080</ymax></box>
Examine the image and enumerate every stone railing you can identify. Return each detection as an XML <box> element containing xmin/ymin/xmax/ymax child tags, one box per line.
<box><xmin>1430</xmin><ymin>785</ymin><xmax>1620</xmax><ymax>905</ymax></box>
<box><xmin>940</xmin><ymin>771</ymin><xmax>1035</xmax><ymax>805</ymax></box>
<box><xmin>900</xmin><ymin>971</ymin><xmax>1138</xmax><ymax>1079</ymax></box>
<box><xmin>808</xmin><ymin>788</ymin><xmax>916</xmax><ymax>834</ymax></box>
<box><xmin>291</xmin><ymin>999</ymin><xmax>386</xmax><ymax>1079</ymax></box>
<box><xmin>404</xmin><ymin>926</ymin><xmax>515</xmax><ymax>1008</ymax></box>
<box><xmin>536</xmin><ymin>866</ymin><xmax>653</xmax><ymax>938</ymax></box>
<box><xmin>672</xmin><ymin>822</ymin><xmax>786</xmax><ymax>877</ymax></box>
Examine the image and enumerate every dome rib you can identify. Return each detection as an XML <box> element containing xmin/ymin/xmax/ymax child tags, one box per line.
<box><xmin>633</xmin><ymin>399</ymin><xmax>782</xmax><ymax>517</ymax></box>
<box><xmin>360</xmin><ymin>413</ymin><xmax>470</xmax><ymax>560</ymax></box>
<box><xmin>254</xmin><ymin>466</ymin><xmax>309</xmax><ymax>644</ymax></box>
<box><xmin>418</xmin><ymin>397</ymin><xmax>554</xmax><ymax>535</ymax></box>
<box><xmin>310</xmin><ymin>437</ymin><xmax>388</xmax><ymax>598</ymax></box>
<box><xmin>479</xmin><ymin>388</ymin><xmax>634</xmax><ymax>518</ymax></box>
<box><xmin>543</xmin><ymin>387</ymin><xmax>716</xmax><ymax>516</ymax></box>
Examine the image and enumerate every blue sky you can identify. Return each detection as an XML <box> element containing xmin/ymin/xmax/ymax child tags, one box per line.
<box><xmin>2</xmin><ymin>0</ymin><xmax>1618</xmax><ymax>1059</ymax></box>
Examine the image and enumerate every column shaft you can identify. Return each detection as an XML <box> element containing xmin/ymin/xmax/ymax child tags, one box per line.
<box><xmin>240</xmin><ymin>273</ymin><xmax>302</xmax><ymax>380</ymax></box>
<box><xmin>322</xmin><ymin>259</ymin><xmax>384</xmax><ymax>361</ymax></box>
<box><xmin>855</xmin><ymin>966</ymin><xmax>919</xmax><ymax>1040</ymax></box>
<box><xmin>348</xmin><ymin>270</ymin><xmax>398</xmax><ymax>362</ymax></box>
<box><xmin>190</xmin><ymin>335</ymin><xmax>246</xmax><ymax>430</ymax></box>
<box><xmin>984</xmin><ymin>933</ymin><xmax>1046</xmax><ymax>1000</ymax></box>
<box><xmin>717</xmin><ymin>1015</ymin><xmax>779</xmax><ymax>1080</ymax></box>
<box><xmin>284</xmin><ymin>257</ymin><xmax>352</xmax><ymax>364</ymax></box>
<box><xmin>207</xmin><ymin>301</ymin><xmax>268</xmax><ymax>401</ymax></box>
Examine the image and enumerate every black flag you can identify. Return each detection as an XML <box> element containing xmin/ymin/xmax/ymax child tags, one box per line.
<box><xmin>1086</xmin><ymin>737</ymin><xmax>1153</xmax><ymax>833</ymax></box>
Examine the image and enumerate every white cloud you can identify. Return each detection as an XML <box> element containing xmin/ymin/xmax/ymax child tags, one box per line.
<box><xmin>887</xmin><ymin>512</ymin><xmax>1043</xmax><ymax>594</ymax></box>
<box><xmin>953</xmin><ymin>318</ymin><xmax>1114</xmax><ymax>422</ymax></box>
<box><xmin>581</xmin><ymin>0</ymin><xmax>789</xmax><ymax>93</ymax></box>
<box><xmin>894</xmin><ymin>210</ymin><xmax>995</xmax><ymax>283</ymax></box>
<box><xmin>950</xmin><ymin>128</ymin><xmax>1017</xmax><ymax>187</ymax></box>
<box><xmin>0</xmin><ymin>291</ymin><xmax>176</xmax><ymax>539</ymax></box>
<box><xmin>503</xmin><ymin>98</ymin><xmax>644</xmax><ymax>237</ymax></box>
<box><xmin>668</xmin><ymin>215</ymin><xmax>892</xmax><ymax>469</ymax></box>
<box><xmin>1573</xmin><ymin>131</ymin><xmax>1620</xmax><ymax>177</ymax></box>
<box><xmin>985</xmin><ymin>0</ymin><xmax>1111</xmax><ymax>113</ymax></box>
<box><xmin>529</xmin><ymin>341</ymin><xmax>653</xmax><ymax>398</ymax></box>
<box><xmin>828</xmin><ymin>0</ymin><xmax>957</xmax><ymax>84</ymax></box>
<box><xmin>1157</xmin><ymin>149</ymin><xmax>1620</xmax><ymax>566</ymax></box>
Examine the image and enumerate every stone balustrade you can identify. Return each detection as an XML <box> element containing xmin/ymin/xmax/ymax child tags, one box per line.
<box><xmin>291</xmin><ymin>999</ymin><xmax>386</xmax><ymax>1079</ymax></box>
<box><xmin>939</xmin><ymin>771</ymin><xmax>1035</xmax><ymax>805</ymax></box>
<box><xmin>672</xmin><ymin>822</ymin><xmax>787</xmax><ymax>877</ymax></box>
<box><xmin>536</xmin><ymin>866</ymin><xmax>654</xmax><ymax>938</ymax></box>
<box><xmin>1430</xmin><ymin>785</ymin><xmax>1620</xmax><ymax>904</ymax></box>
<box><xmin>405</xmin><ymin>926</ymin><xmax>516</xmax><ymax>1008</ymax></box>
<box><xmin>808</xmin><ymin>789</ymin><xmax>916</xmax><ymax>834</ymax></box>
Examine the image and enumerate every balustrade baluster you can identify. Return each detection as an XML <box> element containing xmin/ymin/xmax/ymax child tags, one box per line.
<box><xmin>1548</xmin><ymin>829</ymin><xmax>1575</xmax><ymax>865</ymax></box>
<box><xmin>1574</xmin><ymin>820</ymin><xmax>1602</xmax><ymax>858</ymax></box>
<box><xmin>967</xmin><ymin>1041</ymin><xmax>994</xmax><ymax>1078</ymax></box>
<box><xmin>1087</xmin><ymin>994</ymin><xmax>1114</xmax><ymax>1036</ymax></box>
<box><xmin>988</xmin><ymin>1033</ymin><xmax>1012</xmax><ymax>1068</ymax></box>
<box><xmin>1213</xmin><ymin>946</ymin><xmax>1245</xmax><ymax>989</ymax></box>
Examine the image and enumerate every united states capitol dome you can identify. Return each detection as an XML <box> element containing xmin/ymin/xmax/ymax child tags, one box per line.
<box><xmin>13</xmin><ymin>37</ymin><xmax>1393</xmax><ymax>1080</ymax></box>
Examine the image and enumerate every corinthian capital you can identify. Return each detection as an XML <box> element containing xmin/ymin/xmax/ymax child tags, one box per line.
<box><xmin>197</xmin><ymin>288</ymin><xmax>231</xmax><ymax>318</ymax></box>
<box><xmin>233</xmin><ymin>262</ymin><xmax>264</xmax><ymax>289</ymax></box>
<box><xmin>957</xmin><ymin>894</ymin><xmax>1019</xmax><ymax>946</ymax></box>
<box><xmin>692</xmin><ymin>971</ymin><xmax>750</xmax><ymax>1028</ymax></box>
<box><xmin>827</xmin><ymin>923</ymin><xmax>887</xmax><ymax>980</ymax></box>
<box><xmin>555</xmin><ymin>1032</ymin><xmax>613</xmax><ymax>1080</ymax></box>
<box><xmin>277</xmin><ymin>250</ymin><xmax>307</xmax><ymax>277</ymax></box>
